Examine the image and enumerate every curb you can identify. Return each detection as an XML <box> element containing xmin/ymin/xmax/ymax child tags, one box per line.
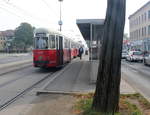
<box><xmin>36</xmin><ymin>90</ymin><xmax>94</xmax><ymax>96</ymax></box>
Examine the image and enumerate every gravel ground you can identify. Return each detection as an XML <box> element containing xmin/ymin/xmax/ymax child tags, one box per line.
<box><xmin>26</xmin><ymin>94</ymin><xmax>76</xmax><ymax>115</ymax></box>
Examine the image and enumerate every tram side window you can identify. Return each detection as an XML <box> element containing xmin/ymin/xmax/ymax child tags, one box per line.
<box><xmin>49</xmin><ymin>35</ymin><xmax>56</xmax><ymax>49</ymax></box>
<box><xmin>64</xmin><ymin>38</ymin><xmax>67</xmax><ymax>48</ymax></box>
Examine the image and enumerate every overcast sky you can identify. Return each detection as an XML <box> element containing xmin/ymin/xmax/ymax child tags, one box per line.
<box><xmin>0</xmin><ymin>0</ymin><xmax>149</xmax><ymax>37</ymax></box>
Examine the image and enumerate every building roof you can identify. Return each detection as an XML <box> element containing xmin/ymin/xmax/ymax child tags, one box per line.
<box><xmin>0</xmin><ymin>30</ymin><xmax>14</xmax><ymax>37</ymax></box>
<box><xmin>129</xmin><ymin>1</ymin><xmax>150</xmax><ymax>19</ymax></box>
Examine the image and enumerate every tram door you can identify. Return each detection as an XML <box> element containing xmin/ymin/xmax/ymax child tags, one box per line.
<box><xmin>57</xmin><ymin>36</ymin><xmax>63</xmax><ymax>65</ymax></box>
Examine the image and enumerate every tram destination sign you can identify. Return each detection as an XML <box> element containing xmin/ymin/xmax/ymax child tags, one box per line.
<box><xmin>36</xmin><ymin>33</ymin><xmax>47</xmax><ymax>37</ymax></box>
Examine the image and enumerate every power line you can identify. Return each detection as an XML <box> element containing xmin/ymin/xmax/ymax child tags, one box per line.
<box><xmin>40</xmin><ymin>0</ymin><xmax>59</xmax><ymax>18</ymax></box>
<box><xmin>2</xmin><ymin>0</ymin><xmax>52</xmax><ymax>24</ymax></box>
<box><xmin>0</xmin><ymin>4</ymin><xmax>49</xmax><ymax>27</ymax></box>
<box><xmin>0</xmin><ymin>5</ymin><xmax>26</xmax><ymax>20</ymax></box>
<box><xmin>0</xmin><ymin>0</ymin><xmax>59</xmax><ymax>29</ymax></box>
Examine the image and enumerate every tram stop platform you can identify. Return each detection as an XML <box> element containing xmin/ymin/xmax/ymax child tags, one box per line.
<box><xmin>37</xmin><ymin>55</ymin><xmax>136</xmax><ymax>95</ymax></box>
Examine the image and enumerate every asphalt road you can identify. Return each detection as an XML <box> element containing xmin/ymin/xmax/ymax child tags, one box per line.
<box><xmin>0</xmin><ymin>53</ymin><xmax>32</xmax><ymax>65</ymax></box>
<box><xmin>121</xmin><ymin>60</ymin><xmax>150</xmax><ymax>100</ymax></box>
<box><xmin>0</xmin><ymin>65</ymin><xmax>57</xmax><ymax>108</ymax></box>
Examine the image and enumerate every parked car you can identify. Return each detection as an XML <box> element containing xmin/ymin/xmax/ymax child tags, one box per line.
<box><xmin>122</xmin><ymin>50</ymin><xmax>128</xmax><ymax>59</ymax></box>
<box><xmin>126</xmin><ymin>51</ymin><xmax>143</xmax><ymax>62</ymax></box>
<box><xmin>143</xmin><ymin>53</ymin><xmax>150</xmax><ymax>66</ymax></box>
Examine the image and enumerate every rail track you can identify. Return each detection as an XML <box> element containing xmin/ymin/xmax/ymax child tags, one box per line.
<box><xmin>0</xmin><ymin>72</ymin><xmax>54</xmax><ymax>111</ymax></box>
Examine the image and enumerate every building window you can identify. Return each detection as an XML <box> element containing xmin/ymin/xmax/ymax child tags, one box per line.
<box><xmin>148</xmin><ymin>10</ymin><xmax>150</xmax><ymax>19</ymax></box>
<box><xmin>145</xmin><ymin>12</ymin><xmax>147</xmax><ymax>21</ymax></box>
<box><xmin>139</xmin><ymin>29</ymin><xmax>141</xmax><ymax>38</ymax></box>
<box><xmin>142</xmin><ymin>14</ymin><xmax>144</xmax><ymax>23</ymax></box>
<box><xmin>148</xmin><ymin>25</ymin><xmax>150</xmax><ymax>35</ymax></box>
<box><xmin>144</xmin><ymin>27</ymin><xmax>147</xmax><ymax>36</ymax></box>
<box><xmin>142</xmin><ymin>28</ymin><xmax>144</xmax><ymax>36</ymax></box>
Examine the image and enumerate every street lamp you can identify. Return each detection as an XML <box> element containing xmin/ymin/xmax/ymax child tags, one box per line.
<box><xmin>58</xmin><ymin>0</ymin><xmax>63</xmax><ymax>31</ymax></box>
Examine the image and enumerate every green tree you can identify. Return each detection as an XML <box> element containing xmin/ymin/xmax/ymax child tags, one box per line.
<box><xmin>14</xmin><ymin>22</ymin><xmax>34</xmax><ymax>50</ymax></box>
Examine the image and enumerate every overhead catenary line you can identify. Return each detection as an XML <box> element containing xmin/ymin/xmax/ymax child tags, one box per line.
<box><xmin>0</xmin><ymin>5</ymin><xmax>26</xmax><ymax>20</ymax></box>
<box><xmin>0</xmin><ymin>5</ymin><xmax>48</xmax><ymax>27</ymax></box>
<box><xmin>2</xmin><ymin>0</ymin><xmax>53</xmax><ymax>24</ymax></box>
<box><xmin>40</xmin><ymin>0</ymin><xmax>59</xmax><ymax>18</ymax></box>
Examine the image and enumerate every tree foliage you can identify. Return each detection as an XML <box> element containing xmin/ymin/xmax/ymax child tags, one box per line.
<box><xmin>14</xmin><ymin>22</ymin><xmax>34</xmax><ymax>50</ymax></box>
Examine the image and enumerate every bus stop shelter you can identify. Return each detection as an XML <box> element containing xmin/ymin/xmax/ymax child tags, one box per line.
<box><xmin>76</xmin><ymin>19</ymin><xmax>104</xmax><ymax>60</ymax></box>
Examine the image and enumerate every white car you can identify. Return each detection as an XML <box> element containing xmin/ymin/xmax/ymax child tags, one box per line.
<box><xmin>143</xmin><ymin>53</ymin><xmax>150</xmax><ymax>66</ymax></box>
<box><xmin>122</xmin><ymin>50</ymin><xmax>128</xmax><ymax>59</ymax></box>
<box><xmin>126</xmin><ymin>51</ymin><xmax>143</xmax><ymax>62</ymax></box>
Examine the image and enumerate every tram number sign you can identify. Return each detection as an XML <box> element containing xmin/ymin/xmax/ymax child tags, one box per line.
<box><xmin>36</xmin><ymin>33</ymin><xmax>46</xmax><ymax>37</ymax></box>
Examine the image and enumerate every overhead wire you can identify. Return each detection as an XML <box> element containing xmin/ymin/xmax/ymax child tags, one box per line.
<box><xmin>1</xmin><ymin>0</ymin><xmax>56</xmax><ymax>26</ymax></box>
<box><xmin>40</xmin><ymin>0</ymin><xmax>59</xmax><ymax>18</ymax></box>
<box><xmin>0</xmin><ymin>5</ymin><xmax>48</xmax><ymax>28</ymax></box>
<box><xmin>0</xmin><ymin>5</ymin><xmax>26</xmax><ymax>20</ymax></box>
<box><xmin>2</xmin><ymin>0</ymin><xmax>51</xmax><ymax>23</ymax></box>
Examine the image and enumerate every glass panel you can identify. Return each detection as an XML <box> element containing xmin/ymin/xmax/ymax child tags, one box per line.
<box><xmin>49</xmin><ymin>35</ymin><xmax>55</xmax><ymax>49</ymax></box>
<box><xmin>35</xmin><ymin>37</ymin><xmax>48</xmax><ymax>49</ymax></box>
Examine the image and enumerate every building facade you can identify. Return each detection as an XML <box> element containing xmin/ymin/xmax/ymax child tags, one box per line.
<box><xmin>129</xmin><ymin>1</ymin><xmax>150</xmax><ymax>51</ymax></box>
<box><xmin>0</xmin><ymin>32</ymin><xmax>6</xmax><ymax>51</ymax></box>
<box><xmin>0</xmin><ymin>30</ymin><xmax>14</xmax><ymax>52</ymax></box>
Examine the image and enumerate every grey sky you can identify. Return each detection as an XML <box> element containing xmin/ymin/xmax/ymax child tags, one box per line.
<box><xmin>0</xmin><ymin>0</ymin><xmax>149</xmax><ymax>36</ymax></box>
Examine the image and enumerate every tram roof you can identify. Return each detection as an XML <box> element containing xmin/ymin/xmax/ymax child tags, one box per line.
<box><xmin>34</xmin><ymin>28</ymin><xmax>62</xmax><ymax>36</ymax></box>
<box><xmin>34</xmin><ymin>28</ymin><xmax>79</xmax><ymax>43</ymax></box>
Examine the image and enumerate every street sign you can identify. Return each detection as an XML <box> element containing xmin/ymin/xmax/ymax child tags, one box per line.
<box><xmin>58</xmin><ymin>20</ymin><xmax>63</xmax><ymax>25</ymax></box>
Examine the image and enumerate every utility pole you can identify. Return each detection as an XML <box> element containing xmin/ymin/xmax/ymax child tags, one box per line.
<box><xmin>58</xmin><ymin>0</ymin><xmax>63</xmax><ymax>31</ymax></box>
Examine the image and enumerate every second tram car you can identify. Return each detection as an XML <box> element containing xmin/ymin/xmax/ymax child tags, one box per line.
<box><xmin>33</xmin><ymin>28</ymin><xmax>80</xmax><ymax>68</ymax></box>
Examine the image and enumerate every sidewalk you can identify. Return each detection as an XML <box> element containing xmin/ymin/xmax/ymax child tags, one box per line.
<box><xmin>37</xmin><ymin>55</ymin><xmax>136</xmax><ymax>94</ymax></box>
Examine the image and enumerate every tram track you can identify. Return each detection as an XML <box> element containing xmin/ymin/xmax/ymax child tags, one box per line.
<box><xmin>0</xmin><ymin>72</ymin><xmax>54</xmax><ymax>111</ymax></box>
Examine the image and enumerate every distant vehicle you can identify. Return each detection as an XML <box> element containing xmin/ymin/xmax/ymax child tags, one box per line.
<box><xmin>126</xmin><ymin>51</ymin><xmax>143</xmax><ymax>62</ymax></box>
<box><xmin>143</xmin><ymin>53</ymin><xmax>150</xmax><ymax>66</ymax></box>
<box><xmin>122</xmin><ymin>50</ymin><xmax>128</xmax><ymax>59</ymax></box>
<box><xmin>33</xmin><ymin>28</ymin><xmax>81</xmax><ymax>68</ymax></box>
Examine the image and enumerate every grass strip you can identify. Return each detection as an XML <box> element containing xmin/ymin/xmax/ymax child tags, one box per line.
<box><xmin>73</xmin><ymin>93</ymin><xmax>147</xmax><ymax>115</ymax></box>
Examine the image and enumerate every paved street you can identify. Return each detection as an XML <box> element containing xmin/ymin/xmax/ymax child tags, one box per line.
<box><xmin>0</xmin><ymin>64</ymin><xmax>59</xmax><ymax>109</ymax></box>
<box><xmin>0</xmin><ymin>53</ymin><xmax>32</xmax><ymax>65</ymax></box>
<box><xmin>121</xmin><ymin>60</ymin><xmax>150</xmax><ymax>100</ymax></box>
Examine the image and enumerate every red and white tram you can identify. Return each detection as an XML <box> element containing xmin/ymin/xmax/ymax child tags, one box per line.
<box><xmin>33</xmin><ymin>28</ymin><xmax>80</xmax><ymax>68</ymax></box>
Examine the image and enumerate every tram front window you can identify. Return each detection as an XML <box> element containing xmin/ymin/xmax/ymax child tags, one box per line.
<box><xmin>35</xmin><ymin>37</ymin><xmax>48</xmax><ymax>49</ymax></box>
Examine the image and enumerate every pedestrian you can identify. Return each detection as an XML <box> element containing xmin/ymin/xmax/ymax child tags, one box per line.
<box><xmin>79</xmin><ymin>46</ymin><xmax>84</xmax><ymax>60</ymax></box>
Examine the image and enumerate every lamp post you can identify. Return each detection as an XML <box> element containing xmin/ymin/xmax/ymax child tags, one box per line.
<box><xmin>58</xmin><ymin>0</ymin><xmax>63</xmax><ymax>31</ymax></box>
